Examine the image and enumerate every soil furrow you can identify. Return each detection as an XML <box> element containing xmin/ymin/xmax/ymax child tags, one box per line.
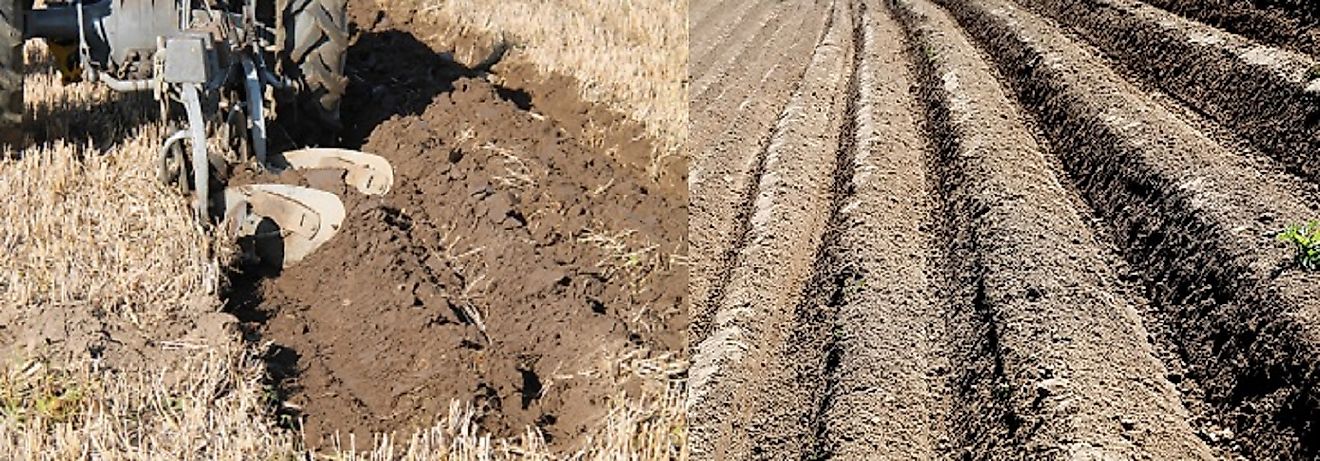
<box><xmin>893</xmin><ymin>0</ymin><xmax>1214</xmax><ymax>457</ymax></box>
<box><xmin>689</xmin><ymin>1</ymin><xmax>816</xmax><ymax>141</ymax></box>
<box><xmin>809</xmin><ymin>1</ymin><xmax>948</xmax><ymax>457</ymax></box>
<box><xmin>690</xmin><ymin>0</ymin><xmax>770</xmax><ymax>70</ymax></box>
<box><xmin>689</xmin><ymin>0</ymin><xmax>805</xmax><ymax>106</ymax></box>
<box><xmin>1012</xmin><ymin>0</ymin><xmax>1320</xmax><ymax>185</ymax></box>
<box><xmin>689</xmin><ymin>0</ymin><xmax>833</xmax><ymax>344</ymax></box>
<box><xmin>937</xmin><ymin>0</ymin><xmax>1320</xmax><ymax>456</ymax></box>
<box><xmin>746</xmin><ymin>0</ymin><xmax>868</xmax><ymax>456</ymax></box>
<box><xmin>691</xmin><ymin>0</ymin><xmax>737</xmax><ymax>33</ymax></box>
<box><xmin>1139</xmin><ymin>0</ymin><xmax>1319</xmax><ymax>56</ymax></box>
<box><xmin>686</xmin><ymin>0</ymin><xmax>853</xmax><ymax>456</ymax></box>
<box><xmin>690</xmin><ymin>0</ymin><xmax>779</xmax><ymax>83</ymax></box>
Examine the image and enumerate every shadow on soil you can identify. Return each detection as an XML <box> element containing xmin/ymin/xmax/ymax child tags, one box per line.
<box><xmin>221</xmin><ymin>27</ymin><xmax>522</xmax><ymax>434</ymax></box>
<box><xmin>268</xmin><ymin>28</ymin><xmax>519</xmax><ymax>151</ymax></box>
<box><xmin>8</xmin><ymin>91</ymin><xmax>159</xmax><ymax>157</ymax></box>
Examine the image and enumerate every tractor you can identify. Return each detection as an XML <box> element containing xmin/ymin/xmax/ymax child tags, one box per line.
<box><xmin>0</xmin><ymin>0</ymin><xmax>394</xmax><ymax>267</ymax></box>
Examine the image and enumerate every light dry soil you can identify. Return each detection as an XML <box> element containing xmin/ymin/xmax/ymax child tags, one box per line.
<box><xmin>688</xmin><ymin>0</ymin><xmax>1320</xmax><ymax>458</ymax></box>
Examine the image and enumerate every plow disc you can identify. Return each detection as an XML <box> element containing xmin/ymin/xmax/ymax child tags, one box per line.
<box><xmin>222</xmin><ymin>148</ymin><xmax>393</xmax><ymax>268</ymax></box>
<box><xmin>223</xmin><ymin>184</ymin><xmax>346</xmax><ymax>268</ymax></box>
<box><xmin>11</xmin><ymin>0</ymin><xmax>391</xmax><ymax>267</ymax></box>
<box><xmin>270</xmin><ymin>148</ymin><xmax>395</xmax><ymax>196</ymax></box>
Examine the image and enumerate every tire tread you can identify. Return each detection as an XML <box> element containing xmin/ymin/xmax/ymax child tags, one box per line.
<box><xmin>279</xmin><ymin>0</ymin><xmax>348</xmax><ymax>128</ymax></box>
<box><xmin>0</xmin><ymin>0</ymin><xmax>23</xmax><ymax>139</ymax></box>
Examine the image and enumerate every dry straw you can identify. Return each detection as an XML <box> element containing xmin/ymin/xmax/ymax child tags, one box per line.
<box><xmin>3</xmin><ymin>17</ymin><xmax>687</xmax><ymax>460</ymax></box>
<box><xmin>417</xmin><ymin>0</ymin><xmax>689</xmax><ymax>156</ymax></box>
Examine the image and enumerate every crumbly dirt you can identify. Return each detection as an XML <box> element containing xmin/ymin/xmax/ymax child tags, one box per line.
<box><xmin>1139</xmin><ymin>0</ymin><xmax>1318</xmax><ymax>56</ymax></box>
<box><xmin>1013</xmin><ymin>0</ymin><xmax>1320</xmax><ymax>186</ymax></box>
<box><xmin>225</xmin><ymin>0</ymin><xmax>687</xmax><ymax>450</ymax></box>
<box><xmin>943</xmin><ymin>0</ymin><xmax>1320</xmax><ymax>456</ymax></box>
<box><xmin>346</xmin><ymin>0</ymin><xmax>686</xmax><ymax>192</ymax></box>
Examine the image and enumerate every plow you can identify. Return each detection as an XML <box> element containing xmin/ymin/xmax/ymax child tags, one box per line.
<box><xmin>1</xmin><ymin>0</ymin><xmax>394</xmax><ymax>267</ymax></box>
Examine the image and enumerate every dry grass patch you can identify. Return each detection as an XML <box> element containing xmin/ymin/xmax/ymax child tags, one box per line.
<box><xmin>1</xmin><ymin>347</ymin><xmax>296</xmax><ymax>460</ymax></box>
<box><xmin>0</xmin><ymin>44</ymin><xmax>274</xmax><ymax>459</ymax></box>
<box><xmin>411</xmin><ymin>0</ymin><xmax>688</xmax><ymax>156</ymax></box>
<box><xmin>1</xmin><ymin>346</ymin><xmax>686</xmax><ymax>460</ymax></box>
<box><xmin>1</xmin><ymin>49</ymin><xmax>217</xmax><ymax>326</ymax></box>
<box><xmin>2</xmin><ymin>43</ymin><xmax>687</xmax><ymax>459</ymax></box>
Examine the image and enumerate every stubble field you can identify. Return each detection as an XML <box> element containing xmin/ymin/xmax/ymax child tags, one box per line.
<box><xmin>0</xmin><ymin>0</ymin><xmax>688</xmax><ymax>458</ymax></box>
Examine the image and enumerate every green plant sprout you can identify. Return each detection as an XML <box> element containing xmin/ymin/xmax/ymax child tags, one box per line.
<box><xmin>1</xmin><ymin>361</ymin><xmax>85</xmax><ymax>425</ymax></box>
<box><xmin>1277</xmin><ymin>221</ymin><xmax>1320</xmax><ymax>271</ymax></box>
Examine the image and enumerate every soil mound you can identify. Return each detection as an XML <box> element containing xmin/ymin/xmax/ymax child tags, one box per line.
<box><xmin>228</xmin><ymin>7</ymin><xmax>687</xmax><ymax>449</ymax></box>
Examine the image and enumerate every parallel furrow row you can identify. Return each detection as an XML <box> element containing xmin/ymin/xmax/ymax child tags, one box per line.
<box><xmin>1013</xmin><ymin>0</ymin><xmax>1320</xmax><ymax>184</ymax></box>
<box><xmin>689</xmin><ymin>0</ymin><xmax>808</xmax><ymax>104</ymax></box>
<box><xmin>891</xmin><ymin>0</ymin><xmax>1211</xmax><ymax>457</ymax></box>
<box><xmin>1139</xmin><ymin>0</ymin><xmax>1319</xmax><ymax>56</ymax></box>
<box><xmin>941</xmin><ymin>0</ymin><xmax>1320</xmax><ymax>456</ymax></box>
<box><xmin>688</xmin><ymin>0</ymin><xmax>832</xmax><ymax>343</ymax></box>
<box><xmin>690</xmin><ymin>0</ymin><xmax>768</xmax><ymax>71</ymax></box>
<box><xmin>812</xmin><ymin>1</ymin><xmax>947</xmax><ymax>457</ymax></box>
<box><xmin>687</xmin><ymin>0</ymin><xmax>852</xmax><ymax>456</ymax></box>
<box><xmin>690</xmin><ymin>0</ymin><xmax>779</xmax><ymax>84</ymax></box>
<box><xmin>689</xmin><ymin>0</ymin><xmax>1320</xmax><ymax>458</ymax></box>
<box><xmin>690</xmin><ymin>0</ymin><xmax>735</xmax><ymax>32</ymax></box>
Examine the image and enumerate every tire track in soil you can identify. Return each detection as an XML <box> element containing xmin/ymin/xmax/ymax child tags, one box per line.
<box><xmin>688</xmin><ymin>0</ymin><xmax>832</xmax><ymax>344</ymax></box>
<box><xmin>686</xmin><ymin>0</ymin><xmax>852</xmax><ymax>456</ymax></box>
<box><xmin>1010</xmin><ymin>0</ymin><xmax>1320</xmax><ymax>186</ymax></box>
<box><xmin>938</xmin><ymin>0</ymin><xmax>1320</xmax><ymax>456</ymax></box>
<box><xmin>806</xmin><ymin>1</ymin><xmax>949</xmax><ymax>457</ymax></box>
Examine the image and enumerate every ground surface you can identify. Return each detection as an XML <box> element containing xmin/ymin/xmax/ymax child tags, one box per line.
<box><xmin>688</xmin><ymin>0</ymin><xmax>1320</xmax><ymax>458</ymax></box>
<box><xmin>2</xmin><ymin>0</ymin><xmax>686</xmax><ymax>457</ymax></box>
<box><xmin>227</xmin><ymin>0</ymin><xmax>688</xmax><ymax>448</ymax></box>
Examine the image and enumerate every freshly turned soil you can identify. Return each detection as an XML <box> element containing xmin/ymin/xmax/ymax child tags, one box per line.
<box><xmin>227</xmin><ymin>0</ymin><xmax>687</xmax><ymax>449</ymax></box>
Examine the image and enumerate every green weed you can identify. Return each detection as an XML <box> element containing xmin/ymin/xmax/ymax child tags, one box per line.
<box><xmin>1277</xmin><ymin>221</ymin><xmax>1320</xmax><ymax>271</ymax></box>
<box><xmin>0</xmin><ymin>361</ymin><xmax>86</xmax><ymax>425</ymax></box>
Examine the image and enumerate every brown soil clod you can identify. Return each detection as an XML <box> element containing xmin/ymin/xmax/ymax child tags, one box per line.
<box><xmin>221</xmin><ymin>0</ymin><xmax>687</xmax><ymax>450</ymax></box>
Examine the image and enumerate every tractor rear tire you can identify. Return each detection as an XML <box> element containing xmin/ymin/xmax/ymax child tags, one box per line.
<box><xmin>277</xmin><ymin>0</ymin><xmax>349</xmax><ymax>132</ymax></box>
<box><xmin>0</xmin><ymin>0</ymin><xmax>23</xmax><ymax>146</ymax></box>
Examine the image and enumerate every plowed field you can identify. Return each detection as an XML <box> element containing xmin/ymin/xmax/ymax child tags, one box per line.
<box><xmin>688</xmin><ymin>0</ymin><xmax>1320</xmax><ymax>458</ymax></box>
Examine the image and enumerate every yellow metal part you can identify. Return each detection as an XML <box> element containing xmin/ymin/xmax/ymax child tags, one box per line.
<box><xmin>48</xmin><ymin>42</ymin><xmax>83</xmax><ymax>84</ymax></box>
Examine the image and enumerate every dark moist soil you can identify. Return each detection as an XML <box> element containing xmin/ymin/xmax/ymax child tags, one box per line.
<box><xmin>225</xmin><ymin>1</ymin><xmax>687</xmax><ymax>450</ymax></box>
